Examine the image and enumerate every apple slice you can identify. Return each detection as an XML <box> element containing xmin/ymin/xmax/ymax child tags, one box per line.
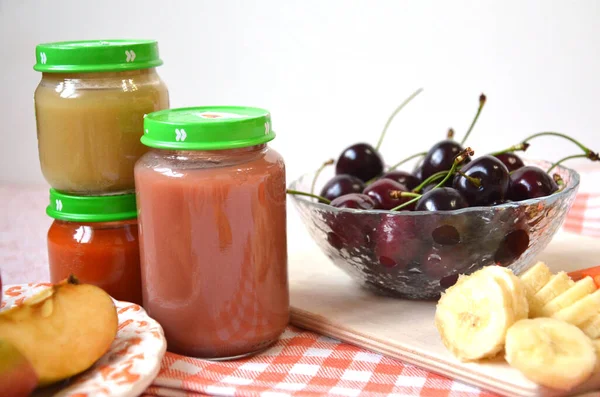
<box><xmin>0</xmin><ymin>276</ymin><xmax>118</xmax><ymax>386</ymax></box>
<box><xmin>0</xmin><ymin>338</ymin><xmax>38</xmax><ymax>397</ymax></box>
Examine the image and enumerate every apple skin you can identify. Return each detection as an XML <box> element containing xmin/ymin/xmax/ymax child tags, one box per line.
<box><xmin>0</xmin><ymin>338</ymin><xmax>38</xmax><ymax>397</ymax></box>
<box><xmin>0</xmin><ymin>276</ymin><xmax>118</xmax><ymax>386</ymax></box>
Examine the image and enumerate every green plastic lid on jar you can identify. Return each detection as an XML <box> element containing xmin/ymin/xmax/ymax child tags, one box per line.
<box><xmin>141</xmin><ymin>106</ymin><xmax>275</xmax><ymax>150</ymax></box>
<box><xmin>34</xmin><ymin>39</ymin><xmax>163</xmax><ymax>73</ymax></box>
<box><xmin>46</xmin><ymin>189</ymin><xmax>138</xmax><ymax>222</ymax></box>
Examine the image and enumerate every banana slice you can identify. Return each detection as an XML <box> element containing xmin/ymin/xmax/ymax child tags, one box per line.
<box><xmin>505</xmin><ymin>318</ymin><xmax>596</xmax><ymax>391</ymax></box>
<box><xmin>435</xmin><ymin>270</ymin><xmax>515</xmax><ymax>361</ymax></box>
<box><xmin>520</xmin><ymin>261</ymin><xmax>553</xmax><ymax>298</ymax></box>
<box><xmin>530</xmin><ymin>272</ymin><xmax>574</xmax><ymax>317</ymax></box>
<box><xmin>593</xmin><ymin>339</ymin><xmax>600</xmax><ymax>373</ymax></box>
<box><xmin>540</xmin><ymin>276</ymin><xmax>597</xmax><ymax>317</ymax></box>
<box><xmin>552</xmin><ymin>289</ymin><xmax>600</xmax><ymax>326</ymax></box>
<box><xmin>482</xmin><ymin>266</ymin><xmax>529</xmax><ymax>320</ymax></box>
<box><xmin>582</xmin><ymin>314</ymin><xmax>600</xmax><ymax>339</ymax></box>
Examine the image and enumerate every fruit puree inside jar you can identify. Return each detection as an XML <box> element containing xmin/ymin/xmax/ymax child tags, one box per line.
<box><xmin>135</xmin><ymin>145</ymin><xmax>289</xmax><ymax>358</ymax></box>
<box><xmin>35</xmin><ymin>69</ymin><xmax>169</xmax><ymax>194</ymax></box>
<box><xmin>48</xmin><ymin>219</ymin><xmax>142</xmax><ymax>305</ymax></box>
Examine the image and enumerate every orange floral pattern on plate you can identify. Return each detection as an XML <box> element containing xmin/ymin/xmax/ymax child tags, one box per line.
<box><xmin>1</xmin><ymin>283</ymin><xmax>167</xmax><ymax>397</ymax></box>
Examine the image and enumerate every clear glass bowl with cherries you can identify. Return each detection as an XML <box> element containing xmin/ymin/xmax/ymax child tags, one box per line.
<box><xmin>288</xmin><ymin>90</ymin><xmax>596</xmax><ymax>300</ymax></box>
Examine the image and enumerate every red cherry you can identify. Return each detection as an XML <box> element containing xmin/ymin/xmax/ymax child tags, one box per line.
<box><xmin>374</xmin><ymin>216</ymin><xmax>420</xmax><ymax>270</ymax></box>
<box><xmin>508</xmin><ymin>166</ymin><xmax>559</xmax><ymax>201</ymax></box>
<box><xmin>330</xmin><ymin>193</ymin><xmax>377</xmax><ymax>210</ymax></box>
<box><xmin>381</xmin><ymin>170</ymin><xmax>421</xmax><ymax>190</ymax></box>
<box><xmin>363</xmin><ymin>179</ymin><xmax>415</xmax><ymax>210</ymax></box>
<box><xmin>320</xmin><ymin>175</ymin><xmax>365</xmax><ymax>202</ymax></box>
<box><xmin>335</xmin><ymin>143</ymin><xmax>384</xmax><ymax>182</ymax></box>
<box><xmin>494</xmin><ymin>152</ymin><xmax>525</xmax><ymax>172</ymax></box>
<box><xmin>421</xmin><ymin>140</ymin><xmax>470</xmax><ymax>180</ymax></box>
<box><xmin>452</xmin><ymin>155</ymin><xmax>509</xmax><ymax>206</ymax></box>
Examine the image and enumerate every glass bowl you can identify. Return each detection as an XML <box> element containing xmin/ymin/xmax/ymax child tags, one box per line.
<box><xmin>288</xmin><ymin>160</ymin><xmax>580</xmax><ymax>300</ymax></box>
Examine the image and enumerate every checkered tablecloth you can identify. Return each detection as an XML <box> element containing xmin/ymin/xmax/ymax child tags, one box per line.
<box><xmin>2</xmin><ymin>176</ymin><xmax>600</xmax><ymax>397</ymax></box>
<box><xmin>143</xmin><ymin>327</ymin><xmax>495</xmax><ymax>397</ymax></box>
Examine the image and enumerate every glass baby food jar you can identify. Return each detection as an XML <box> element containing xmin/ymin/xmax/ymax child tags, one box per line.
<box><xmin>135</xmin><ymin>106</ymin><xmax>289</xmax><ymax>359</ymax></box>
<box><xmin>34</xmin><ymin>40</ymin><xmax>170</xmax><ymax>195</ymax></box>
<box><xmin>46</xmin><ymin>189</ymin><xmax>142</xmax><ymax>305</ymax></box>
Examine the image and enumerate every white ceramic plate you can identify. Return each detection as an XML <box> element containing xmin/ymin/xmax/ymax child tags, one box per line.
<box><xmin>1</xmin><ymin>283</ymin><xmax>167</xmax><ymax>397</ymax></box>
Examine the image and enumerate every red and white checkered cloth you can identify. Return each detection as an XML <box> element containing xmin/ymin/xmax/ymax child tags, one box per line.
<box><xmin>564</xmin><ymin>164</ymin><xmax>600</xmax><ymax>238</ymax></box>
<box><xmin>564</xmin><ymin>192</ymin><xmax>600</xmax><ymax>237</ymax></box>
<box><xmin>143</xmin><ymin>327</ymin><xmax>496</xmax><ymax>397</ymax></box>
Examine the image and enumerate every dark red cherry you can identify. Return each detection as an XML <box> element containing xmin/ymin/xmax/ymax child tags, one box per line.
<box><xmin>374</xmin><ymin>216</ymin><xmax>420</xmax><ymax>270</ymax></box>
<box><xmin>413</xmin><ymin>166</ymin><xmax>424</xmax><ymax>181</ymax></box>
<box><xmin>320</xmin><ymin>175</ymin><xmax>365</xmax><ymax>203</ymax></box>
<box><xmin>415</xmin><ymin>188</ymin><xmax>468</xmax><ymax>212</ymax></box>
<box><xmin>363</xmin><ymin>178</ymin><xmax>414</xmax><ymax>210</ymax></box>
<box><xmin>421</xmin><ymin>140</ymin><xmax>470</xmax><ymax>179</ymax></box>
<box><xmin>381</xmin><ymin>170</ymin><xmax>421</xmax><ymax>190</ymax></box>
<box><xmin>420</xmin><ymin>248</ymin><xmax>458</xmax><ymax>280</ymax></box>
<box><xmin>494</xmin><ymin>229</ymin><xmax>530</xmax><ymax>266</ymax></box>
<box><xmin>452</xmin><ymin>155</ymin><xmax>509</xmax><ymax>206</ymax></box>
<box><xmin>325</xmin><ymin>214</ymin><xmax>377</xmax><ymax>252</ymax></box>
<box><xmin>420</xmin><ymin>245</ymin><xmax>471</xmax><ymax>285</ymax></box>
<box><xmin>494</xmin><ymin>152</ymin><xmax>525</xmax><ymax>172</ymax></box>
<box><xmin>336</xmin><ymin>143</ymin><xmax>384</xmax><ymax>182</ymax></box>
<box><xmin>330</xmin><ymin>193</ymin><xmax>377</xmax><ymax>210</ymax></box>
<box><xmin>508</xmin><ymin>166</ymin><xmax>559</xmax><ymax>201</ymax></box>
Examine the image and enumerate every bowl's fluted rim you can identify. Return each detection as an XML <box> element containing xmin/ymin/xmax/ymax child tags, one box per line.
<box><xmin>288</xmin><ymin>160</ymin><xmax>581</xmax><ymax>216</ymax></box>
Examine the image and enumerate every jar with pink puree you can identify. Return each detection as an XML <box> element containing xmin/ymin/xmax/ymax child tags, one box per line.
<box><xmin>135</xmin><ymin>106</ymin><xmax>289</xmax><ymax>359</ymax></box>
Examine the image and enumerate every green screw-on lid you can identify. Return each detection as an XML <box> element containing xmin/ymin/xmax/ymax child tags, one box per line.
<box><xmin>34</xmin><ymin>39</ymin><xmax>162</xmax><ymax>73</ymax></box>
<box><xmin>46</xmin><ymin>189</ymin><xmax>137</xmax><ymax>222</ymax></box>
<box><xmin>141</xmin><ymin>106</ymin><xmax>275</xmax><ymax>150</ymax></box>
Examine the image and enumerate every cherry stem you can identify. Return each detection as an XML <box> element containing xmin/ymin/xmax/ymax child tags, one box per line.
<box><xmin>460</xmin><ymin>94</ymin><xmax>487</xmax><ymax>146</ymax></box>
<box><xmin>522</xmin><ymin>132</ymin><xmax>599</xmax><ymax>161</ymax></box>
<box><xmin>546</xmin><ymin>154</ymin><xmax>589</xmax><ymax>173</ymax></box>
<box><xmin>375</xmin><ymin>88</ymin><xmax>423</xmax><ymax>151</ymax></box>
<box><xmin>457</xmin><ymin>170</ymin><xmax>482</xmax><ymax>188</ymax></box>
<box><xmin>553</xmin><ymin>173</ymin><xmax>565</xmax><ymax>188</ymax></box>
<box><xmin>311</xmin><ymin>159</ymin><xmax>334</xmax><ymax>195</ymax></box>
<box><xmin>489</xmin><ymin>142</ymin><xmax>530</xmax><ymax>156</ymax></box>
<box><xmin>286</xmin><ymin>189</ymin><xmax>331</xmax><ymax>204</ymax></box>
<box><xmin>412</xmin><ymin>170</ymin><xmax>447</xmax><ymax>193</ymax></box>
<box><xmin>392</xmin><ymin>147</ymin><xmax>474</xmax><ymax>210</ymax></box>
<box><xmin>388</xmin><ymin>151</ymin><xmax>428</xmax><ymax>171</ymax></box>
<box><xmin>389</xmin><ymin>191</ymin><xmax>421</xmax><ymax>199</ymax></box>
<box><xmin>447</xmin><ymin>128</ymin><xmax>455</xmax><ymax>139</ymax></box>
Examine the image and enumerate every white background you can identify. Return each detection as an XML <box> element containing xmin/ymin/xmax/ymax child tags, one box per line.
<box><xmin>1</xmin><ymin>0</ymin><xmax>600</xmax><ymax>188</ymax></box>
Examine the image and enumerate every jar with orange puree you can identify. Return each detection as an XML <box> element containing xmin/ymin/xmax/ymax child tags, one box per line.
<box><xmin>46</xmin><ymin>189</ymin><xmax>142</xmax><ymax>305</ymax></box>
<box><xmin>34</xmin><ymin>40</ymin><xmax>170</xmax><ymax>194</ymax></box>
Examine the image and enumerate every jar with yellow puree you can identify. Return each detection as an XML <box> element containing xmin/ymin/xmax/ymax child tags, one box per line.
<box><xmin>34</xmin><ymin>40</ymin><xmax>169</xmax><ymax>194</ymax></box>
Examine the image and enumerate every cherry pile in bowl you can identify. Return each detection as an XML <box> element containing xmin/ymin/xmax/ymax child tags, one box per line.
<box><xmin>288</xmin><ymin>90</ymin><xmax>597</xmax><ymax>299</ymax></box>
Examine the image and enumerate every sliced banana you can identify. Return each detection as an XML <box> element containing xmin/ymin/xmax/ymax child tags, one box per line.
<box><xmin>593</xmin><ymin>339</ymin><xmax>600</xmax><ymax>373</ymax></box>
<box><xmin>581</xmin><ymin>314</ymin><xmax>600</xmax><ymax>339</ymax></box>
<box><xmin>505</xmin><ymin>318</ymin><xmax>596</xmax><ymax>391</ymax></box>
<box><xmin>540</xmin><ymin>276</ymin><xmax>597</xmax><ymax>317</ymax></box>
<box><xmin>520</xmin><ymin>261</ymin><xmax>553</xmax><ymax>299</ymax></box>
<box><xmin>435</xmin><ymin>270</ymin><xmax>515</xmax><ymax>361</ymax></box>
<box><xmin>530</xmin><ymin>272</ymin><xmax>574</xmax><ymax>317</ymax></box>
<box><xmin>552</xmin><ymin>289</ymin><xmax>600</xmax><ymax>326</ymax></box>
<box><xmin>482</xmin><ymin>266</ymin><xmax>529</xmax><ymax>320</ymax></box>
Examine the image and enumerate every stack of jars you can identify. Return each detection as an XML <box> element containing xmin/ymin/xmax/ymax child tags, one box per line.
<box><xmin>34</xmin><ymin>39</ymin><xmax>290</xmax><ymax>360</ymax></box>
<box><xmin>34</xmin><ymin>40</ymin><xmax>170</xmax><ymax>305</ymax></box>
